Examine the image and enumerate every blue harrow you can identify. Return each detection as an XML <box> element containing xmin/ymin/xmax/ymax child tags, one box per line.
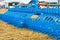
<box><xmin>0</xmin><ymin>0</ymin><xmax>60</xmax><ymax>40</ymax></box>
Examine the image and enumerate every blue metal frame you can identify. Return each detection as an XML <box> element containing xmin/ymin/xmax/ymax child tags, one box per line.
<box><xmin>26</xmin><ymin>14</ymin><xmax>60</xmax><ymax>39</ymax></box>
<box><xmin>8</xmin><ymin>0</ymin><xmax>60</xmax><ymax>15</ymax></box>
<box><xmin>0</xmin><ymin>0</ymin><xmax>60</xmax><ymax>39</ymax></box>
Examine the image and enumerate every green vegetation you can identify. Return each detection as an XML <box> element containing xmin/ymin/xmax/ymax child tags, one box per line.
<box><xmin>48</xmin><ymin>2</ymin><xmax>57</xmax><ymax>4</ymax></box>
<box><xmin>47</xmin><ymin>2</ymin><xmax>57</xmax><ymax>7</ymax></box>
<box><xmin>8</xmin><ymin>2</ymin><xmax>19</xmax><ymax>6</ymax></box>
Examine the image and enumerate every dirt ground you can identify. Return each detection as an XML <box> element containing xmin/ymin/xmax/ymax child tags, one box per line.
<box><xmin>0</xmin><ymin>9</ymin><xmax>55</xmax><ymax>40</ymax></box>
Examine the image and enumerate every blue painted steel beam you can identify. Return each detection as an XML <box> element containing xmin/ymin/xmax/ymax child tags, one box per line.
<box><xmin>1</xmin><ymin>11</ymin><xmax>60</xmax><ymax>39</ymax></box>
<box><xmin>1</xmin><ymin>11</ymin><xmax>33</xmax><ymax>27</ymax></box>
<box><xmin>0</xmin><ymin>0</ymin><xmax>60</xmax><ymax>39</ymax></box>
<box><xmin>8</xmin><ymin>5</ymin><xmax>60</xmax><ymax>15</ymax></box>
<box><xmin>25</xmin><ymin>14</ymin><xmax>60</xmax><ymax>39</ymax></box>
<box><xmin>1</xmin><ymin>11</ymin><xmax>25</xmax><ymax>27</ymax></box>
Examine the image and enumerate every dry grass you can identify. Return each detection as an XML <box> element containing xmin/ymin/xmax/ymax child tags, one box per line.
<box><xmin>0</xmin><ymin>9</ymin><xmax>55</xmax><ymax>40</ymax></box>
<box><xmin>0</xmin><ymin>8</ymin><xmax>7</xmax><ymax>14</ymax></box>
<box><xmin>0</xmin><ymin>20</ymin><xmax>55</xmax><ymax>40</ymax></box>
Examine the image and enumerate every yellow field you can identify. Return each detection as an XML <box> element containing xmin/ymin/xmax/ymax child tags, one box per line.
<box><xmin>0</xmin><ymin>9</ymin><xmax>55</xmax><ymax>40</ymax></box>
<box><xmin>0</xmin><ymin>8</ymin><xmax>7</xmax><ymax>14</ymax></box>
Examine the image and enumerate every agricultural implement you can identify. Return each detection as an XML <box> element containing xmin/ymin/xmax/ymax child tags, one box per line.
<box><xmin>0</xmin><ymin>0</ymin><xmax>60</xmax><ymax>40</ymax></box>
